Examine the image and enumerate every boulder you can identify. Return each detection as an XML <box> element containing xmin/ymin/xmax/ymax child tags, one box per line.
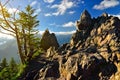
<box><xmin>40</xmin><ymin>29</ymin><xmax>59</xmax><ymax>50</ymax></box>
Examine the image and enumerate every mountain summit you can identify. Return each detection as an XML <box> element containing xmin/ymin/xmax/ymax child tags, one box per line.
<box><xmin>76</xmin><ymin>10</ymin><xmax>92</xmax><ymax>30</ymax></box>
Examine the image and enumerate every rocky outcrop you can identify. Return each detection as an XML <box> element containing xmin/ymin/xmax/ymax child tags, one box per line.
<box><xmin>76</xmin><ymin>10</ymin><xmax>92</xmax><ymax>31</ymax></box>
<box><xmin>38</xmin><ymin>10</ymin><xmax>120</xmax><ymax>80</ymax></box>
<box><xmin>35</xmin><ymin>52</ymin><xmax>119</xmax><ymax>80</ymax></box>
<box><xmin>21</xmin><ymin>10</ymin><xmax>120</xmax><ymax>80</ymax></box>
<box><xmin>70</xmin><ymin>30</ymin><xmax>83</xmax><ymax>46</ymax></box>
<box><xmin>71</xmin><ymin>10</ymin><xmax>93</xmax><ymax>46</ymax></box>
<box><xmin>40</xmin><ymin>29</ymin><xmax>59</xmax><ymax>50</ymax></box>
<box><xmin>58</xmin><ymin>53</ymin><xmax>117</xmax><ymax>80</ymax></box>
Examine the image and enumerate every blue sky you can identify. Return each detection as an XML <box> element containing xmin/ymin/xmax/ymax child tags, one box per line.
<box><xmin>1</xmin><ymin>0</ymin><xmax>120</xmax><ymax>35</ymax></box>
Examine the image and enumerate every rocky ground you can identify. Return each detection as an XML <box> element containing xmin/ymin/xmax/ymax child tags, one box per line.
<box><xmin>19</xmin><ymin>10</ymin><xmax>120</xmax><ymax>80</ymax></box>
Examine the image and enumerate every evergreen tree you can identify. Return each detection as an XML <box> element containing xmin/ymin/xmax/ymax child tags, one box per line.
<box><xmin>18</xmin><ymin>5</ymin><xmax>40</xmax><ymax>61</ymax></box>
<box><xmin>0</xmin><ymin>58</ymin><xmax>8</xmax><ymax>70</ymax></box>
<box><xmin>0</xmin><ymin>1</ymin><xmax>40</xmax><ymax>63</ymax></box>
<box><xmin>0</xmin><ymin>58</ymin><xmax>18</xmax><ymax>80</ymax></box>
<box><xmin>0</xmin><ymin>58</ymin><xmax>9</xmax><ymax>80</ymax></box>
<box><xmin>9</xmin><ymin>57</ymin><xmax>18</xmax><ymax>73</ymax></box>
<box><xmin>9</xmin><ymin>58</ymin><xmax>18</xmax><ymax>79</ymax></box>
<box><xmin>0</xmin><ymin>67</ymin><xmax>10</xmax><ymax>80</ymax></box>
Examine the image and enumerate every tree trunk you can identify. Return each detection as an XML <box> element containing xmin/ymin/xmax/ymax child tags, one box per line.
<box><xmin>22</xmin><ymin>28</ymin><xmax>27</xmax><ymax>56</ymax></box>
<box><xmin>15</xmin><ymin>29</ymin><xmax>25</xmax><ymax>64</ymax></box>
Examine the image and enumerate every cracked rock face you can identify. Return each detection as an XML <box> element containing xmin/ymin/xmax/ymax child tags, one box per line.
<box><xmin>76</xmin><ymin>10</ymin><xmax>92</xmax><ymax>31</ymax></box>
<box><xmin>40</xmin><ymin>29</ymin><xmax>59</xmax><ymax>50</ymax></box>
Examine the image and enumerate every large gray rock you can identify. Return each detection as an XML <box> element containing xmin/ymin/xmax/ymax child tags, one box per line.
<box><xmin>40</xmin><ymin>29</ymin><xmax>59</xmax><ymax>50</ymax></box>
<box><xmin>76</xmin><ymin>10</ymin><xmax>92</xmax><ymax>31</ymax></box>
<box><xmin>70</xmin><ymin>30</ymin><xmax>83</xmax><ymax>46</ymax></box>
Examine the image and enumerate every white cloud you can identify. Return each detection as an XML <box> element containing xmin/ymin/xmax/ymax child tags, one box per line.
<box><xmin>0</xmin><ymin>32</ymin><xmax>14</xmax><ymax>40</ymax></box>
<box><xmin>63</xmin><ymin>21</ymin><xmax>75</xmax><ymax>27</ymax></box>
<box><xmin>49</xmin><ymin>23</ymin><xmax>61</xmax><ymax>27</ymax></box>
<box><xmin>81</xmin><ymin>1</ymin><xmax>84</xmax><ymax>4</ymax></box>
<box><xmin>54</xmin><ymin>30</ymin><xmax>76</xmax><ymax>35</ymax></box>
<box><xmin>44</xmin><ymin>13</ymin><xmax>52</xmax><ymax>16</ymax></box>
<box><xmin>30</xmin><ymin>1</ymin><xmax>41</xmax><ymax>15</ymax></box>
<box><xmin>49</xmin><ymin>23</ymin><xmax>57</xmax><ymax>26</ymax></box>
<box><xmin>8</xmin><ymin>8</ymin><xmax>20</xmax><ymax>14</ymax></box>
<box><xmin>109</xmin><ymin>14</ymin><xmax>120</xmax><ymax>19</ymax></box>
<box><xmin>50</xmin><ymin>4</ymin><xmax>59</xmax><ymax>8</ymax></box>
<box><xmin>115</xmin><ymin>14</ymin><xmax>120</xmax><ymax>19</ymax></box>
<box><xmin>49</xmin><ymin>23</ymin><xmax>56</xmax><ymax>26</ymax></box>
<box><xmin>44</xmin><ymin>0</ymin><xmax>55</xmax><ymax>3</ymax></box>
<box><xmin>36</xmin><ymin>8</ymin><xmax>41</xmax><ymax>13</ymax></box>
<box><xmin>39</xmin><ymin>30</ymin><xmax>75</xmax><ymax>35</ymax></box>
<box><xmin>52</xmin><ymin>12</ymin><xmax>59</xmax><ymax>16</ymax></box>
<box><xmin>93</xmin><ymin>0</ymin><xmax>119</xmax><ymax>10</ymax></box>
<box><xmin>30</xmin><ymin>1</ymin><xmax>37</xmax><ymax>6</ymax></box>
<box><xmin>45</xmin><ymin>0</ymin><xmax>82</xmax><ymax>16</ymax></box>
<box><xmin>34</xmin><ymin>8</ymin><xmax>41</xmax><ymax>15</ymax></box>
<box><xmin>50</xmin><ymin>0</ymin><xmax>74</xmax><ymax>16</ymax></box>
<box><xmin>68</xmin><ymin>11</ymin><xmax>75</xmax><ymax>14</ymax></box>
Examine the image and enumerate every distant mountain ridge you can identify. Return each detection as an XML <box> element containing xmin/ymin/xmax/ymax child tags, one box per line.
<box><xmin>0</xmin><ymin>34</ymin><xmax>72</xmax><ymax>61</ymax></box>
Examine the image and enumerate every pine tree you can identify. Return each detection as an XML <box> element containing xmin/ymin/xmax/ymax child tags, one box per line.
<box><xmin>0</xmin><ymin>58</ymin><xmax>8</xmax><ymax>70</ymax></box>
<box><xmin>18</xmin><ymin>5</ymin><xmax>40</xmax><ymax>61</ymax></box>
<box><xmin>9</xmin><ymin>57</ymin><xmax>18</xmax><ymax>79</ymax></box>
<box><xmin>0</xmin><ymin>58</ymin><xmax>18</xmax><ymax>80</ymax></box>
<box><xmin>9</xmin><ymin>57</ymin><xmax>17</xmax><ymax>71</ymax></box>
<box><xmin>0</xmin><ymin>58</ymin><xmax>9</xmax><ymax>80</ymax></box>
<box><xmin>0</xmin><ymin>1</ymin><xmax>40</xmax><ymax>64</ymax></box>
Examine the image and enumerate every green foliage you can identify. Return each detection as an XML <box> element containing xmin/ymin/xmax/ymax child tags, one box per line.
<box><xmin>0</xmin><ymin>3</ymin><xmax>40</xmax><ymax>64</ymax></box>
<box><xmin>0</xmin><ymin>67</ymin><xmax>10</xmax><ymax>80</ymax></box>
<box><xmin>17</xmin><ymin>5</ymin><xmax>40</xmax><ymax>61</ymax></box>
<box><xmin>32</xmin><ymin>48</ymin><xmax>44</xmax><ymax>59</ymax></box>
<box><xmin>9</xmin><ymin>57</ymin><xmax>17</xmax><ymax>69</ymax></box>
<box><xmin>0</xmin><ymin>58</ymin><xmax>26</xmax><ymax>80</ymax></box>
<box><xmin>0</xmin><ymin>7</ymin><xmax>11</xmax><ymax>18</ymax></box>
<box><xmin>16</xmin><ymin>63</ymin><xmax>26</xmax><ymax>78</ymax></box>
<box><xmin>0</xmin><ymin>58</ymin><xmax>8</xmax><ymax>71</ymax></box>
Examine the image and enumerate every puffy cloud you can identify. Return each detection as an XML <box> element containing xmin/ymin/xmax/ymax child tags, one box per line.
<box><xmin>49</xmin><ymin>23</ymin><xmax>61</xmax><ymax>27</ymax></box>
<box><xmin>30</xmin><ymin>0</ymin><xmax>41</xmax><ymax>15</ymax></box>
<box><xmin>50</xmin><ymin>0</ymin><xmax>74</xmax><ymax>16</ymax></box>
<box><xmin>45</xmin><ymin>0</ymin><xmax>82</xmax><ymax>16</ymax></box>
<box><xmin>68</xmin><ymin>11</ymin><xmax>75</xmax><ymax>14</ymax></box>
<box><xmin>30</xmin><ymin>1</ymin><xmax>37</xmax><ymax>6</ymax></box>
<box><xmin>63</xmin><ymin>21</ymin><xmax>75</xmax><ymax>27</ymax></box>
<box><xmin>39</xmin><ymin>30</ymin><xmax>75</xmax><ymax>35</ymax></box>
<box><xmin>44</xmin><ymin>13</ymin><xmax>52</xmax><ymax>16</ymax></box>
<box><xmin>114</xmin><ymin>14</ymin><xmax>120</xmax><ymax>19</ymax></box>
<box><xmin>109</xmin><ymin>14</ymin><xmax>120</xmax><ymax>19</ymax></box>
<box><xmin>54</xmin><ymin>30</ymin><xmax>76</xmax><ymax>35</ymax></box>
<box><xmin>0</xmin><ymin>29</ymin><xmax>14</xmax><ymax>40</ymax></box>
<box><xmin>44</xmin><ymin>0</ymin><xmax>55</xmax><ymax>3</ymax></box>
<box><xmin>93</xmin><ymin>0</ymin><xmax>119</xmax><ymax>10</ymax></box>
<box><xmin>8</xmin><ymin>8</ymin><xmax>20</xmax><ymax>14</ymax></box>
<box><xmin>34</xmin><ymin>8</ymin><xmax>41</xmax><ymax>15</ymax></box>
<box><xmin>81</xmin><ymin>1</ymin><xmax>84</xmax><ymax>4</ymax></box>
<box><xmin>0</xmin><ymin>33</ymin><xmax>14</xmax><ymax>40</ymax></box>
